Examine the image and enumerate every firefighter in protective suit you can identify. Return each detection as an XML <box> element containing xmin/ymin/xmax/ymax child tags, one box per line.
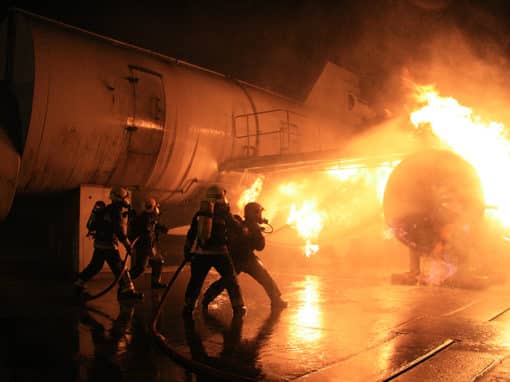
<box><xmin>182</xmin><ymin>185</ymin><xmax>246</xmax><ymax>317</ymax></box>
<box><xmin>74</xmin><ymin>186</ymin><xmax>143</xmax><ymax>300</ymax></box>
<box><xmin>129</xmin><ymin>198</ymin><xmax>168</xmax><ymax>288</ymax></box>
<box><xmin>203</xmin><ymin>202</ymin><xmax>287</xmax><ymax>311</ymax></box>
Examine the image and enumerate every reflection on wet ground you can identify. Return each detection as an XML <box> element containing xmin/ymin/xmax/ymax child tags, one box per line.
<box><xmin>5</xmin><ymin>259</ymin><xmax>510</xmax><ymax>381</ymax></box>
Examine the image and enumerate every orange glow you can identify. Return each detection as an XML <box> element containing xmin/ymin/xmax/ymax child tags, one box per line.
<box><xmin>326</xmin><ymin>166</ymin><xmax>360</xmax><ymax>181</ymax></box>
<box><xmin>278</xmin><ymin>182</ymin><xmax>301</xmax><ymax>196</ymax></box>
<box><xmin>260</xmin><ymin>163</ymin><xmax>398</xmax><ymax>257</ymax></box>
<box><xmin>287</xmin><ymin>201</ymin><xmax>324</xmax><ymax>257</ymax></box>
<box><xmin>326</xmin><ymin>163</ymin><xmax>398</xmax><ymax>204</ymax></box>
<box><xmin>236</xmin><ymin>176</ymin><xmax>264</xmax><ymax>212</ymax></box>
<box><xmin>420</xmin><ymin>255</ymin><xmax>457</xmax><ymax>285</ymax></box>
<box><xmin>289</xmin><ymin>275</ymin><xmax>322</xmax><ymax>343</ymax></box>
<box><xmin>236</xmin><ymin>165</ymin><xmax>396</xmax><ymax>258</ymax></box>
<box><xmin>410</xmin><ymin>86</ymin><xmax>510</xmax><ymax>227</ymax></box>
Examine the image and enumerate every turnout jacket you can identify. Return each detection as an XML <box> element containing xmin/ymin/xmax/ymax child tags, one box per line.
<box><xmin>185</xmin><ymin>205</ymin><xmax>241</xmax><ymax>255</ymax></box>
<box><xmin>230</xmin><ymin>219</ymin><xmax>265</xmax><ymax>264</ymax></box>
<box><xmin>130</xmin><ymin>211</ymin><xmax>168</xmax><ymax>249</ymax></box>
<box><xmin>94</xmin><ymin>202</ymin><xmax>131</xmax><ymax>250</ymax></box>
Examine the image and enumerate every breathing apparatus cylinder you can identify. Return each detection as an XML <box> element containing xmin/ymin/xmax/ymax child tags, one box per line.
<box><xmin>197</xmin><ymin>200</ymin><xmax>214</xmax><ymax>248</ymax></box>
<box><xmin>195</xmin><ymin>184</ymin><xmax>231</xmax><ymax>250</ymax></box>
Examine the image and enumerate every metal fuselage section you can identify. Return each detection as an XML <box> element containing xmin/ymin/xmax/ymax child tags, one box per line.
<box><xmin>0</xmin><ymin>10</ymin><xmax>374</xmax><ymax>275</ymax></box>
<box><xmin>3</xmin><ymin>11</ymin><xmax>341</xmax><ymax>216</ymax></box>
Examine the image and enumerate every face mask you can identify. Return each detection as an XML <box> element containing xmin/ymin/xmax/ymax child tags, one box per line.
<box><xmin>259</xmin><ymin>217</ymin><xmax>269</xmax><ymax>224</ymax></box>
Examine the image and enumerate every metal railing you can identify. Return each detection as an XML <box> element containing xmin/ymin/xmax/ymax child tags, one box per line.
<box><xmin>233</xmin><ymin>109</ymin><xmax>304</xmax><ymax>157</ymax></box>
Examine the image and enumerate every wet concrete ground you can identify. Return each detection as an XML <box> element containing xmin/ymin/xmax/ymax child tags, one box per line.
<box><xmin>4</xmin><ymin>257</ymin><xmax>510</xmax><ymax>381</ymax></box>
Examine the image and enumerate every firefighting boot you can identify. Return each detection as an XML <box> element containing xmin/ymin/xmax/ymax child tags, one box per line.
<box><xmin>117</xmin><ymin>285</ymin><xmax>144</xmax><ymax>300</ymax></box>
<box><xmin>118</xmin><ymin>274</ymin><xmax>144</xmax><ymax>300</ymax></box>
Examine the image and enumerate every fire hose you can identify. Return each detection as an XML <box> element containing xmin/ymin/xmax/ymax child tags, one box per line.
<box><xmin>150</xmin><ymin>257</ymin><xmax>188</xmax><ymax>337</ymax></box>
<box><xmin>150</xmin><ymin>256</ymin><xmax>258</xmax><ymax>382</ymax></box>
<box><xmin>83</xmin><ymin>237</ymin><xmax>139</xmax><ymax>302</ymax></box>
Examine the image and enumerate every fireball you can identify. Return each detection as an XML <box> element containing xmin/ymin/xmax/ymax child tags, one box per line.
<box><xmin>411</xmin><ymin>86</ymin><xmax>510</xmax><ymax>228</ymax></box>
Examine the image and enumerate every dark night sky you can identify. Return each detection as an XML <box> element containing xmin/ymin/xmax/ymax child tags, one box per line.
<box><xmin>4</xmin><ymin>0</ymin><xmax>510</xmax><ymax>109</ymax></box>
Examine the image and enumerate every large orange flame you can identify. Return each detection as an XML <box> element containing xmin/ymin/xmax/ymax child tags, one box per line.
<box><xmin>326</xmin><ymin>163</ymin><xmax>398</xmax><ymax>204</ymax></box>
<box><xmin>237</xmin><ymin>176</ymin><xmax>264</xmax><ymax>213</ymax></box>
<box><xmin>287</xmin><ymin>200</ymin><xmax>324</xmax><ymax>257</ymax></box>
<box><xmin>273</xmin><ymin>165</ymin><xmax>396</xmax><ymax>257</ymax></box>
<box><xmin>411</xmin><ymin>85</ymin><xmax>510</xmax><ymax>227</ymax></box>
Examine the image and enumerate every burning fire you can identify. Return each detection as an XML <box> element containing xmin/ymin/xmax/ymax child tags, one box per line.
<box><xmin>272</xmin><ymin>166</ymin><xmax>395</xmax><ymax>257</ymax></box>
<box><xmin>234</xmin><ymin>163</ymin><xmax>397</xmax><ymax>257</ymax></box>
<box><xmin>287</xmin><ymin>201</ymin><xmax>324</xmax><ymax>257</ymax></box>
<box><xmin>237</xmin><ymin>176</ymin><xmax>264</xmax><ymax>212</ymax></box>
<box><xmin>326</xmin><ymin>164</ymin><xmax>398</xmax><ymax>204</ymax></box>
<box><xmin>411</xmin><ymin>85</ymin><xmax>510</xmax><ymax>227</ymax></box>
<box><xmin>234</xmin><ymin>85</ymin><xmax>510</xmax><ymax>264</ymax></box>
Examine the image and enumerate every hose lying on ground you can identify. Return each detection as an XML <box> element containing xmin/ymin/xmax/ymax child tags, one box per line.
<box><xmin>149</xmin><ymin>257</ymin><xmax>257</xmax><ymax>382</ymax></box>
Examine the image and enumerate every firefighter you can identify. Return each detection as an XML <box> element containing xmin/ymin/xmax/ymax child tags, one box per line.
<box><xmin>203</xmin><ymin>202</ymin><xmax>287</xmax><ymax>311</ymax></box>
<box><xmin>74</xmin><ymin>186</ymin><xmax>143</xmax><ymax>300</ymax></box>
<box><xmin>182</xmin><ymin>185</ymin><xmax>246</xmax><ymax>317</ymax></box>
<box><xmin>129</xmin><ymin>197</ymin><xmax>168</xmax><ymax>288</ymax></box>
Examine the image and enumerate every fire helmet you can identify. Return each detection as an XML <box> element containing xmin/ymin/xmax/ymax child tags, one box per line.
<box><xmin>144</xmin><ymin>197</ymin><xmax>160</xmax><ymax>215</ymax></box>
<box><xmin>244</xmin><ymin>202</ymin><xmax>263</xmax><ymax>221</ymax></box>
<box><xmin>110</xmin><ymin>186</ymin><xmax>130</xmax><ymax>205</ymax></box>
<box><xmin>206</xmin><ymin>184</ymin><xmax>227</xmax><ymax>202</ymax></box>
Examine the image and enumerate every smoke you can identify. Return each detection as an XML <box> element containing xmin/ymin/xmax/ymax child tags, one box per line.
<box><xmin>282</xmin><ymin>0</ymin><xmax>510</xmax><ymax>280</ymax></box>
<box><xmin>330</xmin><ymin>0</ymin><xmax>510</xmax><ymax>123</ymax></box>
<box><xmin>246</xmin><ymin>1</ymin><xmax>510</xmax><ymax>278</ymax></box>
<box><xmin>404</xmin><ymin>31</ymin><xmax>510</xmax><ymax>125</ymax></box>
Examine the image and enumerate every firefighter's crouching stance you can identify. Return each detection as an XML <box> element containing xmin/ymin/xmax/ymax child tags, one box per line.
<box><xmin>203</xmin><ymin>202</ymin><xmax>287</xmax><ymax>311</ymax></box>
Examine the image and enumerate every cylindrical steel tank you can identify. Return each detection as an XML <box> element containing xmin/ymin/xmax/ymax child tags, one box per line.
<box><xmin>2</xmin><ymin>10</ymin><xmax>304</xmax><ymax>209</ymax></box>
<box><xmin>383</xmin><ymin>149</ymin><xmax>485</xmax><ymax>252</ymax></box>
